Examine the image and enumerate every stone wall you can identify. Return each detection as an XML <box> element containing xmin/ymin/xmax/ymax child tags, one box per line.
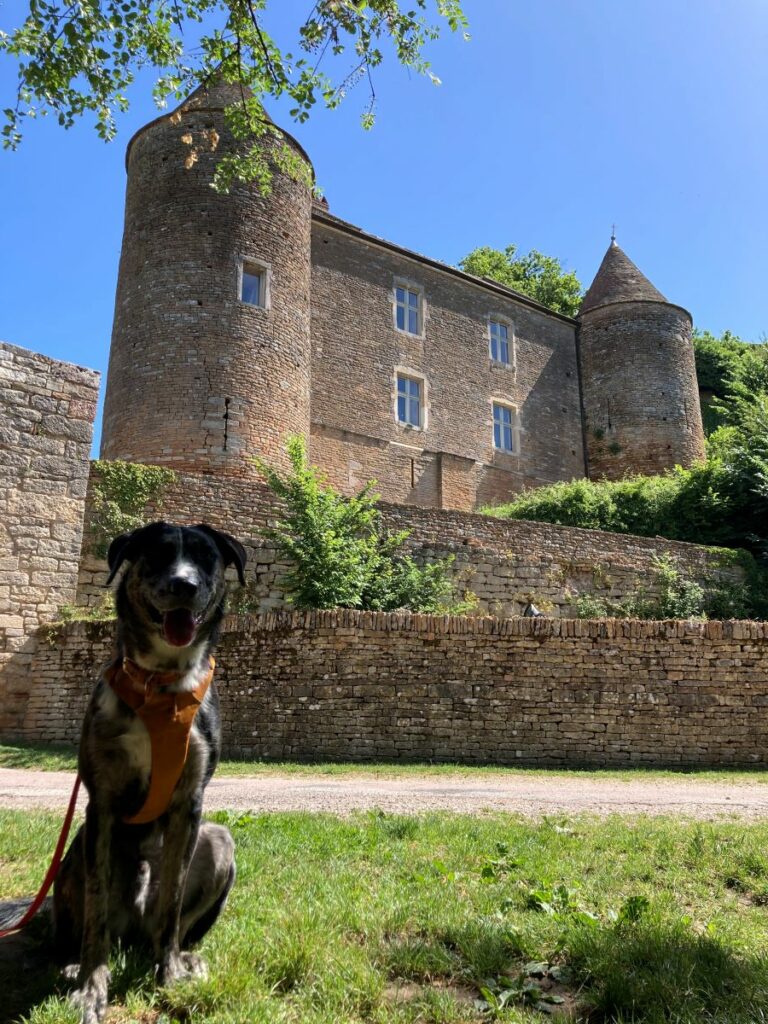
<box><xmin>382</xmin><ymin>501</ymin><xmax>742</xmax><ymax>618</ymax></box>
<box><xmin>310</xmin><ymin>212</ymin><xmax>585</xmax><ymax>509</ymax></box>
<box><xmin>0</xmin><ymin>342</ymin><xmax>99</xmax><ymax>735</ymax></box>
<box><xmin>75</xmin><ymin>470</ymin><xmax>291</xmax><ymax>612</ymax></box>
<box><xmin>75</xmin><ymin>466</ymin><xmax>744</xmax><ymax>619</ymax></box>
<box><xmin>20</xmin><ymin>612</ymin><xmax>768</xmax><ymax>767</ymax></box>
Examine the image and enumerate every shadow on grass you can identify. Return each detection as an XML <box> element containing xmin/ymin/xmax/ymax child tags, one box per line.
<box><xmin>381</xmin><ymin>912</ymin><xmax>768</xmax><ymax>1023</ymax></box>
<box><xmin>567</xmin><ymin>915</ymin><xmax>768</xmax><ymax>1023</ymax></box>
<box><xmin>0</xmin><ymin>901</ymin><xmax>199</xmax><ymax>1024</ymax></box>
<box><xmin>4</xmin><ymin>740</ymin><xmax>768</xmax><ymax>781</ymax></box>
<box><xmin>0</xmin><ymin>742</ymin><xmax>77</xmax><ymax>772</ymax></box>
<box><xmin>0</xmin><ymin>900</ymin><xmax>62</xmax><ymax>1024</ymax></box>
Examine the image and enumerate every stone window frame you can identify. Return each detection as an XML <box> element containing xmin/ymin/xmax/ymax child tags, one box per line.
<box><xmin>392</xmin><ymin>277</ymin><xmax>426</xmax><ymax>339</ymax></box>
<box><xmin>394</xmin><ymin>366</ymin><xmax>429</xmax><ymax>432</ymax></box>
<box><xmin>488</xmin><ymin>314</ymin><xmax>516</xmax><ymax>370</ymax></box>
<box><xmin>490</xmin><ymin>398</ymin><xmax>520</xmax><ymax>454</ymax></box>
<box><xmin>237</xmin><ymin>257</ymin><xmax>271</xmax><ymax>311</ymax></box>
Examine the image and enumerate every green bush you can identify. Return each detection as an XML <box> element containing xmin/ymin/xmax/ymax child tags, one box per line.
<box><xmin>253</xmin><ymin>437</ymin><xmax>474</xmax><ymax>613</ymax></box>
<box><xmin>693</xmin><ymin>330</ymin><xmax>762</xmax><ymax>435</ymax></box>
<box><xmin>486</xmin><ymin>409</ymin><xmax>768</xmax><ymax>553</ymax></box>
<box><xmin>485</xmin><ymin>398</ymin><xmax>768</xmax><ymax>619</ymax></box>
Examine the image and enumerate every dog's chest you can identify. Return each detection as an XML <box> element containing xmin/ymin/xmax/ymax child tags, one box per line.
<box><xmin>95</xmin><ymin>685</ymin><xmax>152</xmax><ymax>784</ymax></box>
<box><xmin>93</xmin><ymin>683</ymin><xmax>207</xmax><ymax>796</ymax></box>
<box><xmin>119</xmin><ymin>713</ymin><xmax>152</xmax><ymax>783</ymax></box>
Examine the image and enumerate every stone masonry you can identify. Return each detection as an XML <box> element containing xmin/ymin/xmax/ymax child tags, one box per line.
<box><xmin>22</xmin><ymin>612</ymin><xmax>768</xmax><ymax>768</ymax></box>
<box><xmin>310</xmin><ymin>211</ymin><xmax>584</xmax><ymax>509</ymax></box>
<box><xmin>73</xmin><ymin>465</ymin><xmax>744</xmax><ymax>619</ymax></box>
<box><xmin>97</xmin><ymin>81</ymin><xmax>705</xmax><ymax>509</ymax></box>
<box><xmin>0</xmin><ymin>342</ymin><xmax>99</xmax><ymax>735</ymax></box>
<box><xmin>0</xmin><ymin>84</ymin><xmax>731</xmax><ymax>757</ymax></box>
<box><xmin>100</xmin><ymin>81</ymin><xmax>313</xmax><ymax>477</ymax></box>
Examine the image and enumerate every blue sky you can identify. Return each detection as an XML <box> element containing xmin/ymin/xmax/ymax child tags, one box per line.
<box><xmin>1</xmin><ymin>0</ymin><xmax>766</xmax><ymax>452</ymax></box>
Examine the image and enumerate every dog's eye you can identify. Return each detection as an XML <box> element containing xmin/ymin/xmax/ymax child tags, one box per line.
<box><xmin>145</xmin><ymin>542</ymin><xmax>179</xmax><ymax>568</ymax></box>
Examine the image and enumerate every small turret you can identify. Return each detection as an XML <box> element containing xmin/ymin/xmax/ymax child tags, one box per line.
<box><xmin>578</xmin><ymin>239</ymin><xmax>705</xmax><ymax>480</ymax></box>
<box><xmin>100</xmin><ymin>79</ymin><xmax>314</xmax><ymax>475</ymax></box>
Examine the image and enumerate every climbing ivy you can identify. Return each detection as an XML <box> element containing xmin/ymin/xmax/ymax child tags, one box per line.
<box><xmin>89</xmin><ymin>459</ymin><xmax>176</xmax><ymax>557</ymax></box>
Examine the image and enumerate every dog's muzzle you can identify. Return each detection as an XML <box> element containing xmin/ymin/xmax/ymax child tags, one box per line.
<box><xmin>161</xmin><ymin>608</ymin><xmax>201</xmax><ymax>647</ymax></box>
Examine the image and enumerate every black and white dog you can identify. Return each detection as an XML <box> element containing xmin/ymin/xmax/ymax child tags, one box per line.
<box><xmin>54</xmin><ymin>521</ymin><xmax>246</xmax><ymax>1024</ymax></box>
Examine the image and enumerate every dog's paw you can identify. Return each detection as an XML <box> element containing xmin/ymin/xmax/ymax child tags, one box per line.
<box><xmin>158</xmin><ymin>950</ymin><xmax>208</xmax><ymax>986</ymax></box>
<box><xmin>69</xmin><ymin>965</ymin><xmax>111</xmax><ymax>1024</ymax></box>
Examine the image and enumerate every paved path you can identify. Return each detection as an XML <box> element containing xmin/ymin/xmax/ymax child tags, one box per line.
<box><xmin>1</xmin><ymin>767</ymin><xmax>768</xmax><ymax>819</ymax></box>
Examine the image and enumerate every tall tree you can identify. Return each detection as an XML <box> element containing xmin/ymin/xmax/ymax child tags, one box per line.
<box><xmin>459</xmin><ymin>244</ymin><xmax>583</xmax><ymax>317</ymax></box>
<box><xmin>0</xmin><ymin>0</ymin><xmax>468</xmax><ymax>190</ymax></box>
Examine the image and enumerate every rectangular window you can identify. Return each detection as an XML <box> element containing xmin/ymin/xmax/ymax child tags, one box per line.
<box><xmin>493</xmin><ymin>402</ymin><xmax>515</xmax><ymax>452</ymax></box>
<box><xmin>489</xmin><ymin>321</ymin><xmax>510</xmax><ymax>364</ymax></box>
<box><xmin>397</xmin><ymin>375</ymin><xmax>422</xmax><ymax>427</ymax></box>
<box><xmin>240</xmin><ymin>263</ymin><xmax>264</xmax><ymax>307</ymax></box>
<box><xmin>395</xmin><ymin>285</ymin><xmax>422</xmax><ymax>335</ymax></box>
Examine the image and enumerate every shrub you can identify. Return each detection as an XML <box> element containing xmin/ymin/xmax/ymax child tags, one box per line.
<box><xmin>650</xmin><ymin>554</ymin><xmax>706</xmax><ymax>619</ymax></box>
<box><xmin>253</xmin><ymin>437</ymin><xmax>473</xmax><ymax>613</ymax></box>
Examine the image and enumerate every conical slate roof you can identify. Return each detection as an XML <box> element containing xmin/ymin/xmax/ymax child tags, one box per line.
<box><xmin>177</xmin><ymin>74</ymin><xmax>259</xmax><ymax>113</ymax></box>
<box><xmin>580</xmin><ymin>240</ymin><xmax>667</xmax><ymax>314</ymax></box>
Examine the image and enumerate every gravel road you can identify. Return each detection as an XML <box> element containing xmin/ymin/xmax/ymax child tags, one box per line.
<box><xmin>1</xmin><ymin>767</ymin><xmax>768</xmax><ymax>819</ymax></box>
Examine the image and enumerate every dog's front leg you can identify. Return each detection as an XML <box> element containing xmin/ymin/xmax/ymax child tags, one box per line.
<box><xmin>154</xmin><ymin>800</ymin><xmax>208</xmax><ymax>986</ymax></box>
<box><xmin>70</xmin><ymin>802</ymin><xmax>113</xmax><ymax>1024</ymax></box>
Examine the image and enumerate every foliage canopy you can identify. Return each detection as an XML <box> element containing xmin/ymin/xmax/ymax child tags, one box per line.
<box><xmin>459</xmin><ymin>244</ymin><xmax>583</xmax><ymax>317</ymax></box>
<box><xmin>692</xmin><ymin>329</ymin><xmax>755</xmax><ymax>396</ymax></box>
<box><xmin>1</xmin><ymin>1</ymin><xmax>467</xmax><ymax>191</ymax></box>
<box><xmin>692</xmin><ymin>329</ymin><xmax>759</xmax><ymax>434</ymax></box>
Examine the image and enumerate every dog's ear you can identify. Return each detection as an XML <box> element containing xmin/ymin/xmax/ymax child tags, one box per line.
<box><xmin>105</xmin><ymin>531</ymin><xmax>136</xmax><ymax>585</ymax></box>
<box><xmin>105</xmin><ymin>521</ymin><xmax>170</xmax><ymax>585</ymax></box>
<box><xmin>195</xmin><ymin>524</ymin><xmax>247</xmax><ymax>585</ymax></box>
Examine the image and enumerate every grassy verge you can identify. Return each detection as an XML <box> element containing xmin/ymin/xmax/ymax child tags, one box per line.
<box><xmin>2</xmin><ymin>811</ymin><xmax>768</xmax><ymax>1022</ymax></box>
<box><xmin>2</xmin><ymin>742</ymin><xmax>768</xmax><ymax>784</ymax></box>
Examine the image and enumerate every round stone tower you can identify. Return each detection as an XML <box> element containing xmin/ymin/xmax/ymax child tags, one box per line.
<box><xmin>100</xmin><ymin>80</ymin><xmax>313</xmax><ymax>475</ymax></box>
<box><xmin>578</xmin><ymin>239</ymin><xmax>705</xmax><ymax>480</ymax></box>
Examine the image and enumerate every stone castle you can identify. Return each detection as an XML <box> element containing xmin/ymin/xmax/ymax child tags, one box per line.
<box><xmin>99</xmin><ymin>81</ymin><xmax>705</xmax><ymax>512</ymax></box>
<box><xmin>2</xmin><ymin>83</ymin><xmax>754</xmax><ymax>765</ymax></box>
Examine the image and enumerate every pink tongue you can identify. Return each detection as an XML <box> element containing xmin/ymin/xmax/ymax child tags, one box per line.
<box><xmin>163</xmin><ymin>609</ymin><xmax>197</xmax><ymax>647</ymax></box>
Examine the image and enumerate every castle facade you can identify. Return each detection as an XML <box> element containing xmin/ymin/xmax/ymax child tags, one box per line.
<box><xmin>100</xmin><ymin>82</ymin><xmax>705</xmax><ymax>511</ymax></box>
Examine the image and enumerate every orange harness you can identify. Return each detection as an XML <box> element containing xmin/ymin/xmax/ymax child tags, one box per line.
<box><xmin>105</xmin><ymin>656</ymin><xmax>215</xmax><ymax>825</ymax></box>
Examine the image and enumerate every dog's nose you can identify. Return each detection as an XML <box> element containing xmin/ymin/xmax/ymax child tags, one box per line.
<box><xmin>166</xmin><ymin>576</ymin><xmax>199</xmax><ymax>599</ymax></box>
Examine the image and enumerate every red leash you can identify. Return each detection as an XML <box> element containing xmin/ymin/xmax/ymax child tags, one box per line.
<box><xmin>0</xmin><ymin>774</ymin><xmax>81</xmax><ymax>938</ymax></box>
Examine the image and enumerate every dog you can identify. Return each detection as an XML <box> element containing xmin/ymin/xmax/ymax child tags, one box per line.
<box><xmin>53</xmin><ymin>521</ymin><xmax>246</xmax><ymax>1024</ymax></box>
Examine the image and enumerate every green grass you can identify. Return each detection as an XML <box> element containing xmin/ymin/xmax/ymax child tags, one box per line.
<box><xmin>3</xmin><ymin>810</ymin><xmax>768</xmax><ymax>1022</ymax></box>
<box><xmin>3</xmin><ymin>741</ymin><xmax>768</xmax><ymax>784</ymax></box>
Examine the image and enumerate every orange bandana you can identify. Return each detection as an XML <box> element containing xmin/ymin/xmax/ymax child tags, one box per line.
<box><xmin>105</xmin><ymin>656</ymin><xmax>215</xmax><ymax>825</ymax></box>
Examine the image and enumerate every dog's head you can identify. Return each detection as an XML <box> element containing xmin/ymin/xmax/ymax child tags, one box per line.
<box><xmin>106</xmin><ymin>522</ymin><xmax>247</xmax><ymax>652</ymax></box>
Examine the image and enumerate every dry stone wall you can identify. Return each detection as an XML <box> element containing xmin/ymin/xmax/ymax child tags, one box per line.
<box><xmin>381</xmin><ymin>502</ymin><xmax>742</xmax><ymax>618</ymax></box>
<box><xmin>0</xmin><ymin>342</ymin><xmax>99</xmax><ymax>735</ymax></box>
<box><xmin>75</xmin><ymin>467</ymin><xmax>744</xmax><ymax>619</ymax></box>
<box><xmin>21</xmin><ymin>612</ymin><xmax>768</xmax><ymax>767</ymax></box>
